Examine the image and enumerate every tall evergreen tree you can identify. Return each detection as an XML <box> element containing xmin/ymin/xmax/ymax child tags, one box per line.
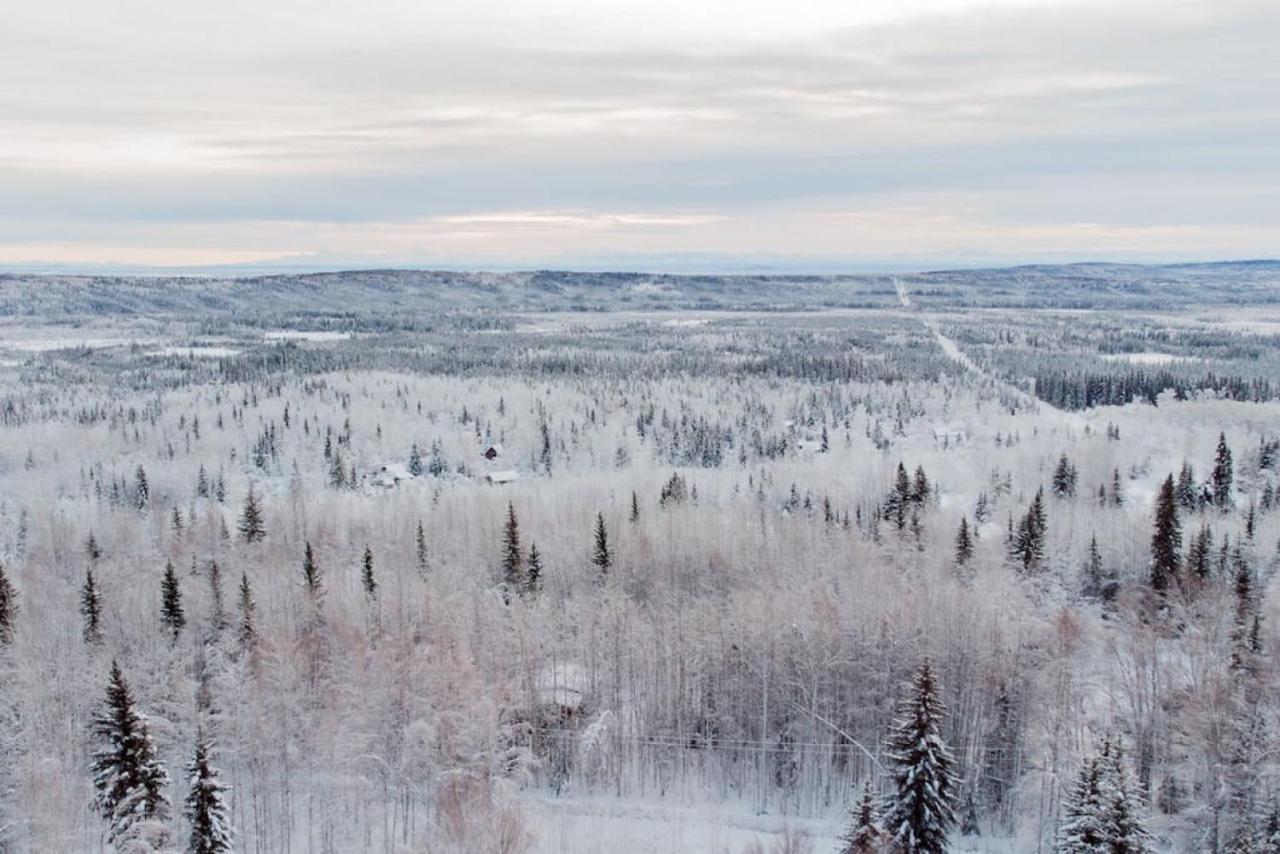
<box><xmin>82</xmin><ymin>566</ymin><xmax>103</xmax><ymax>645</ymax></box>
<box><xmin>1098</xmin><ymin>738</ymin><xmax>1153</xmax><ymax>853</ymax></box>
<box><xmin>1110</xmin><ymin>468</ymin><xmax>1126</xmax><ymax>507</ymax></box>
<box><xmin>501</xmin><ymin>502</ymin><xmax>523</xmax><ymax>598</ymax></box>
<box><xmin>302</xmin><ymin>541</ymin><xmax>323</xmax><ymax>598</ymax></box>
<box><xmin>1175</xmin><ymin>461</ymin><xmax>1199</xmax><ymax>511</ymax></box>
<box><xmin>208</xmin><ymin>561</ymin><xmax>226</xmax><ymax>632</ymax></box>
<box><xmin>134</xmin><ymin>464</ymin><xmax>150</xmax><ymax>511</ymax></box>
<box><xmin>526</xmin><ymin>542</ymin><xmax>544</xmax><ymax>596</ymax></box>
<box><xmin>184</xmin><ymin>730</ymin><xmax>233</xmax><ymax>854</ymax></box>
<box><xmin>1058</xmin><ymin>756</ymin><xmax>1106</xmax><ymax>851</ymax></box>
<box><xmin>237</xmin><ymin>486</ymin><xmax>265</xmax><ymax>543</ymax></box>
<box><xmin>1010</xmin><ymin>488</ymin><xmax>1047</xmax><ymax>573</ymax></box>
<box><xmin>1081</xmin><ymin>535</ymin><xmax>1107</xmax><ymax>601</ymax></box>
<box><xmin>629</xmin><ymin>490</ymin><xmax>641</xmax><ymax>523</ymax></box>
<box><xmin>1213</xmin><ymin>432</ymin><xmax>1235</xmax><ymax>510</ymax></box>
<box><xmin>361</xmin><ymin>545</ymin><xmax>377</xmax><ymax>598</ymax></box>
<box><xmin>882</xmin><ymin>658</ymin><xmax>957</xmax><ymax>854</ymax></box>
<box><xmin>407</xmin><ymin>443</ymin><xmax>423</xmax><ymax>477</ymax></box>
<box><xmin>159</xmin><ymin>561</ymin><xmax>185</xmax><ymax>640</ymax></box>
<box><xmin>415</xmin><ymin>519</ymin><xmax>429</xmax><ymax>575</ymax></box>
<box><xmin>0</xmin><ymin>562</ymin><xmax>15</xmax><ymax>645</ymax></box>
<box><xmin>91</xmin><ymin>661</ymin><xmax>171</xmax><ymax>846</ymax></box>
<box><xmin>954</xmin><ymin>516</ymin><xmax>974</xmax><ymax>569</ymax></box>
<box><xmin>237</xmin><ymin>572</ymin><xmax>255</xmax><ymax>650</ymax></box>
<box><xmin>592</xmin><ymin>512</ymin><xmax>612</xmax><ymax>580</ymax></box>
<box><xmin>840</xmin><ymin>782</ymin><xmax>884</xmax><ymax>854</ymax></box>
<box><xmin>1150</xmin><ymin>474</ymin><xmax>1182</xmax><ymax>594</ymax></box>
<box><xmin>1187</xmin><ymin>524</ymin><xmax>1214</xmax><ymax>580</ymax></box>
<box><xmin>1052</xmin><ymin>454</ymin><xmax>1078</xmax><ymax>498</ymax></box>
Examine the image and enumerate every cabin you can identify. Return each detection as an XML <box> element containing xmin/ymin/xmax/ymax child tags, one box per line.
<box><xmin>486</xmin><ymin>469</ymin><xmax>520</xmax><ymax>485</ymax></box>
<box><xmin>482</xmin><ymin>444</ymin><xmax>503</xmax><ymax>460</ymax></box>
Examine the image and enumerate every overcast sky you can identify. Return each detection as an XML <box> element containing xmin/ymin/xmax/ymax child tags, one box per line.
<box><xmin>2</xmin><ymin>0</ymin><xmax>1276</xmax><ymax>271</ymax></box>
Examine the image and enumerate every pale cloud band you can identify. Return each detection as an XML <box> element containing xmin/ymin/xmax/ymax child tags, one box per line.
<box><xmin>1</xmin><ymin>0</ymin><xmax>1276</xmax><ymax>270</ymax></box>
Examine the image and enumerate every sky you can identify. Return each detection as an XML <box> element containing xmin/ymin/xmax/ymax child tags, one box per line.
<box><xmin>1</xmin><ymin>0</ymin><xmax>1277</xmax><ymax>272</ymax></box>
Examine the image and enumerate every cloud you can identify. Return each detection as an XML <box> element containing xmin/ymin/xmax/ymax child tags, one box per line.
<box><xmin>1</xmin><ymin>0</ymin><xmax>1276</xmax><ymax>267</ymax></box>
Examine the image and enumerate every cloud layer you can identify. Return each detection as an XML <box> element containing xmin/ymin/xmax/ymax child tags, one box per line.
<box><xmin>2</xmin><ymin>0</ymin><xmax>1276</xmax><ymax>269</ymax></box>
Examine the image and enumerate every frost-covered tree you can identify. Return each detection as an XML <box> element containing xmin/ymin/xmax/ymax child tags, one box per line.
<box><xmin>160</xmin><ymin>561</ymin><xmax>185</xmax><ymax>640</ymax></box>
<box><xmin>882</xmin><ymin>658</ymin><xmax>956</xmax><ymax>854</ymax></box>
<box><xmin>407</xmin><ymin>443</ymin><xmax>423</xmax><ymax>477</ymax></box>
<box><xmin>237</xmin><ymin>486</ymin><xmax>265</xmax><ymax>543</ymax></box>
<box><xmin>1081</xmin><ymin>534</ymin><xmax>1108</xmax><ymax>601</ymax></box>
<box><xmin>1057</xmin><ymin>756</ymin><xmax>1105</xmax><ymax>851</ymax></box>
<box><xmin>184</xmin><ymin>730</ymin><xmax>233</xmax><ymax>854</ymax></box>
<box><xmin>82</xmin><ymin>566</ymin><xmax>102</xmax><ymax>645</ymax></box>
<box><xmin>0</xmin><ymin>562</ymin><xmax>15</xmax><ymax>645</ymax></box>
<box><xmin>1010</xmin><ymin>488</ymin><xmax>1047</xmax><ymax>573</ymax></box>
<box><xmin>1052</xmin><ymin>454</ymin><xmax>1078</xmax><ymax>498</ymax></box>
<box><xmin>526</xmin><ymin>542</ymin><xmax>543</xmax><ymax>596</ymax></box>
<box><xmin>237</xmin><ymin>572</ymin><xmax>255</xmax><ymax>650</ymax></box>
<box><xmin>1149</xmin><ymin>474</ymin><xmax>1182</xmax><ymax>594</ymax></box>
<box><xmin>954</xmin><ymin>516</ymin><xmax>974</xmax><ymax>570</ymax></box>
<box><xmin>361</xmin><ymin>545</ymin><xmax>377</xmax><ymax>598</ymax></box>
<box><xmin>501</xmin><ymin>502</ymin><xmax>523</xmax><ymax>599</ymax></box>
<box><xmin>841</xmin><ymin>782</ymin><xmax>884</xmax><ymax>854</ymax></box>
<box><xmin>592</xmin><ymin>511</ymin><xmax>612</xmax><ymax>580</ymax></box>
<box><xmin>134</xmin><ymin>464</ymin><xmax>150</xmax><ymax>511</ymax></box>
<box><xmin>1213</xmin><ymin>432</ymin><xmax>1235</xmax><ymax>510</ymax></box>
<box><xmin>91</xmin><ymin>661</ymin><xmax>171</xmax><ymax>847</ymax></box>
<box><xmin>302</xmin><ymin>541</ymin><xmax>323</xmax><ymax>598</ymax></box>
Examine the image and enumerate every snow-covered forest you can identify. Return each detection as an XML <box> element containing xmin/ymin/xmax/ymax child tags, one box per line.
<box><xmin>0</xmin><ymin>264</ymin><xmax>1278</xmax><ymax>852</ymax></box>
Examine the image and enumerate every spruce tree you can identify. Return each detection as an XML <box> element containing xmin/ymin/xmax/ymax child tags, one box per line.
<box><xmin>415</xmin><ymin>519</ymin><xmax>429</xmax><ymax>575</ymax></box>
<box><xmin>1175</xmin><ymin>461</ymin><xmax>1199</xmax><ymax>511</ymax></box>
<box><xmin>237</xmin><ymin>573</ymin><xmax>256</xmax><ymax>650</ymax></box>
<box><xmin>1213</xmin><ymin>432</ymin><xmax>1235</xmax><ymax>510</ymax></box>
<box><xmin>1010</xmin><ymin>488</ymin><xmax>1047</xmax><ymax>573</ymax></box>
<box><xmin>160</xmin><ymin>561</ymin><xmax>185</xmax><ymax>640</ymax></box>
<box><xmin>1110</xmin><ymin>468</ymin><xmax>1126</xmax><ymax>507</ymax></box>
<box><xmin>526</xmin><ymin>542</ymin><xmax>544</xmax><ymax>596</ymax></box>
<box><xmin>91</xmin><ymin>661</ymin><xmax>171</xmax><ymax>846</ymax></box>
<box><xmin>302</xmin><ymin>541</ymin><xmax>323</xmax><ymax>598</ymax></box>
<box><xmin>1081</xmin><ymin>535</ymin><xmax>1107</xmax><ymax>601</ymax></box>
<box><xmin>237</xmin><ymin>486</ymin><xmax>265</xmax><ymax>543</ymax></box>
<box><xmin>82</xmin><ymin>566</ymin><xmax>103</xmax><ymax>645</ymax></box>
<box><xmin>134</xmin><ymin>464</ymin><xmax>150</xmax><ymax>511</ymax></box>
<box><xmin>407</xmin><ymin>443</ymin><xmax>423</xmax><ymax>477</ymax></box>
<box><xmin>1149</xmin><ymin>474</ymin><xmax>1182</xmax><ymax>594</ymax></box>
<box><xmin>208</xmin><ymin>561</ymin><xmax>226</xmax><ymax>632</ymax></box>
<box><xmin>86</xmin><ymin>529</ymin><xmax>102</xmax><ymax>561</ymax></box>
<box><xmin>1097</xmin><ymin>737</ymin><xmax>1153</xmax><ymax>853</ymax></box>
<box><xmin>501</xmin><ymin>502</ymin><xmax>524</xmax><ymax>598</ymax></box>
<box><xmin>361</xmin><ymin>545</ymin><xmax>377</xmax><ymax>598</ymax></box>
<box><xmin>184</xmin><ymin>730</ymin><xmax>233</xmax><ymax>854</ymax></box>
<box><xmin>1052</xmin><ymin>454</ymin><xmax>1078</xmax><ymax>498</ymax></box>
<box><xmin>1187</xmin><ymin>524</ymin><xmax>1213</xmax><ymax>580</ymax></box>
<box><xmin>0</xmin><ymin>561</ymin><xmax>16</xmax><ymax>645</ymax></box>
<box><xmin>630</xmin><ymin>490</ymin><xmax>641</xmax><ymax>523</ymax></box>
<box><xmin>1058</xmin><ymin>756</ymin><xmax>1106</xmax><ymax>851</ymax></box>
<box><xmin>841</xmin><ymin>782</ymin><xmax>884</xmax><ymax>854</ymax></box>
<box><xmin>592</xmin><ymin>512</ymin><xmax>612</xmax><ymax>580</ymax></box>
<box><xmin>954</xmin><ymin>517</ymin><xmax>974</xmax><ymax>569</ymax></box>
<box><xmin>882</xmin><ymin>658</ymin><xmax>957</xmax><ymax>854</ymax></box>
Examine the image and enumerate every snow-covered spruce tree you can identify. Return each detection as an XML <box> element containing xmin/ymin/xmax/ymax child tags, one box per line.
<box><xmin>1010</xmin><ymin>487</ymin><xmax>1047</xmax><ymax>573</ymax></box>
<box><xmin>882</xmin><ymin>658</ymin><xmax>957</xmax><ymax>854</ymax></box>
<box><xmin>1081</xmin><ymin>534</ymin><xmax>1107</xmax><ymax>601</ymax></box>
<box><xmin>237</xmin><ymin>572</ymin><xmax>255</xmax><ymax>651</ymax></box>
<box><xmin>1213</xmin><ymin>432</ymin><xmax>1235</xmax><ymax>511</ymax></box>
<box><xmin>525</xmin><ymin>542</ymin><xmax>543</xmax><ymax>596</ymax></box>
<box><xmin>1187</xmin><ymin>523</ymin><xmax>1213</xmax><ymax>581</ymax></box>
<box><xmin>1057</xmin><ymin>756</ymin><xmax>1105</xmax><ymax>851</ymax></box>
<box><xmin>1149</xmin><ymin>474</ymin><xmax>1182</xmax><ymax>595</ymax></box>
<box><xmin>302</xmin><ymin>540</ymin><xmax>323</xmax><ymax>598</ymax></box>
<box><xmin>592</xmin><ymin>511</ymin><xmax>612</xmax><ymax>581</ymax></box>
<box><xmin>82</xmin><ymin>566</ymin><xmax>103</xmax><ymax>645</ymax></box>
<box><xmin>160</xmin><ymin>561</ymin><xmax>185</xmax><ymax>640</ymax></box>
<box><xmin>407</xmin><ymin>442</ymin><xmax>423</xmax><ymax>477</ymax></box>
<box><xmin>91</xmin><ymin>661</ymin><xmax>171</xmax><ymax>848</ymax></box>
<box><xmin>134</xmin><ymin>464</ymin><xmax>150</xmax><ymax>511</ymax></box>
<box><xmin>0</xmin><ymin>561</ymin><xmax>16</xmax><ymax>645</ymax></box>
<box><xmin>237</xmin><ymin>485</ymin><xmax>265</xmax><ymax>543</ymax></box>
<box><xmin>840</xmin><ymin>781</ymin><xmax>884</xmax><ymax>854</ymax></box>
<box><xmin>1052</xmin><ymin>453</ymin><xmax>1078</xmax><ymax>498</ymax></box>
<box><xmin>361</xmin><ymin>545</ymin><xmax>377</xmax><ymax>598</ymax></box>
<box><xmin>1097</xmin><ymin>737</ymin><xmax>1153</xmax><ymax>854</ymax></box>
<box><xmin>954</xmin><ymin>516</ymin><xmax>974</xmax><ymax>570</ymax></box>
<box><xmin>501</xmin><ymin>502</ymin><xmax>523</xmax><ymax>601</ymax></box>
<box><xmin>630</xmin><ymin>490</ymin><xmax>641</xmax><ymax>523</ymax></box>
<box><xmin>184</xmin><ymin>730</ymin><xmax>233</xmax><ymax>854</ymax></box>
<box><xmin>415</xmin><ymin>519</ymin><xmax>429</xmax><ymax>575</ymax></box>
